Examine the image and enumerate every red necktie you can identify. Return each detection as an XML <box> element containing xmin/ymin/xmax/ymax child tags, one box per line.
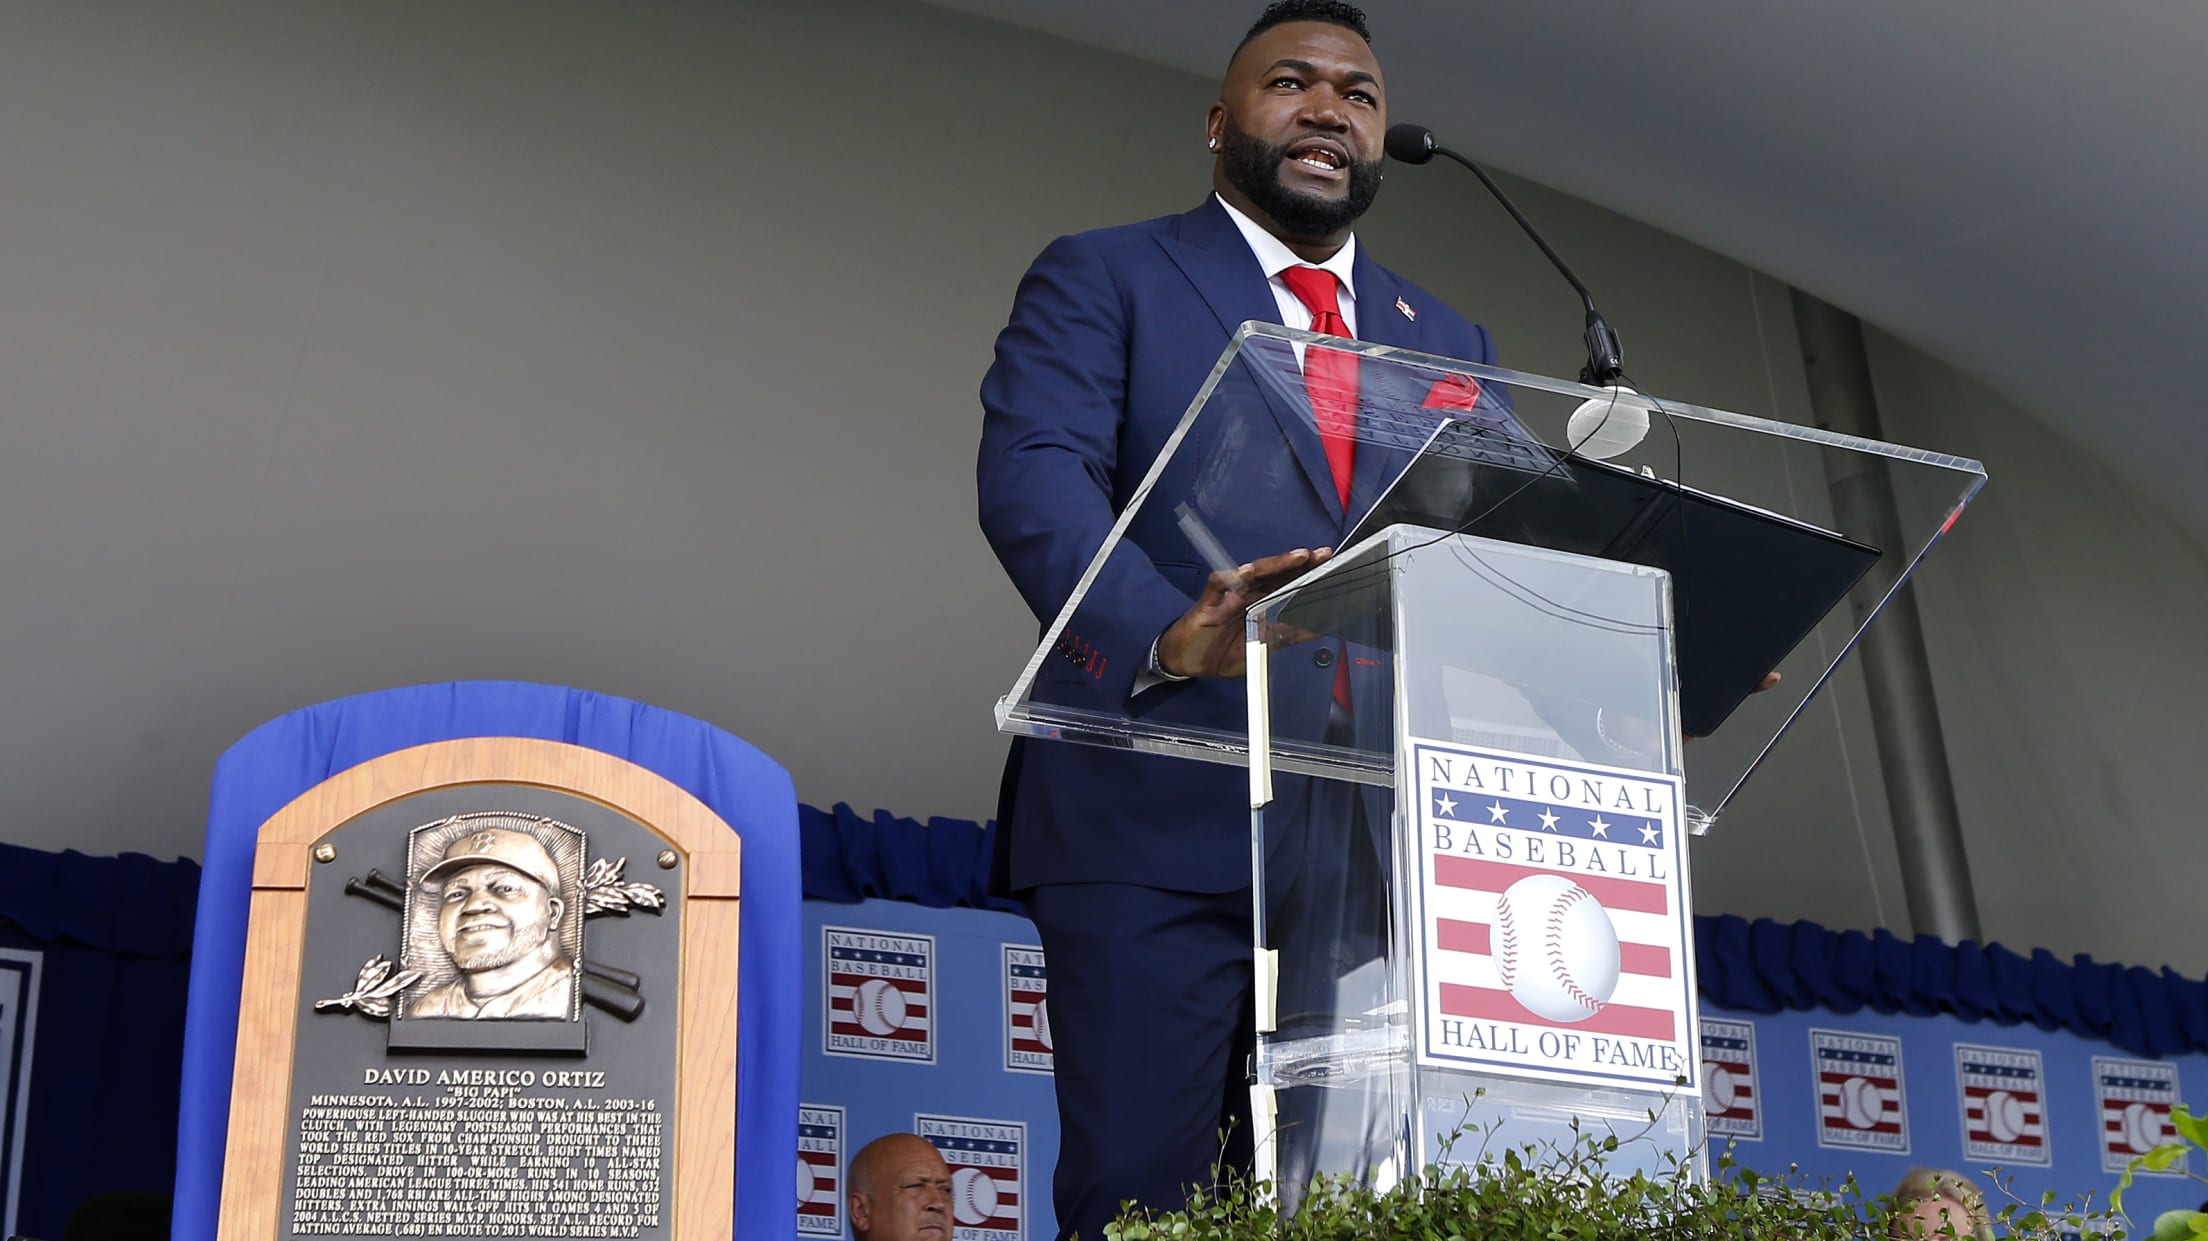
<box><xmin>1277</xmin><ymin>265</ymin><xmax>1359</xmax><ymax>714</ymax></box>
<box><xmin>1277</xmin><ymin>265</ymin><xmax>1358</xmax><ymax>511</ymax></box>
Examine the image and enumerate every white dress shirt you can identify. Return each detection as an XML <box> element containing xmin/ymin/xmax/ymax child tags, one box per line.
<box><xmin>1214</xmin><ymin>193</ymin><xmax>1360</xmax><ymax>338</ymax></box>
<box><xmin>1138</xmin><ymin>198</ymin><xmax>1364</xmax><ymax>691</ymax></box>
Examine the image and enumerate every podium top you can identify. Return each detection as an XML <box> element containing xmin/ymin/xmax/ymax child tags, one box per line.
<box><xmin>1340</xmin><ymin>414</ymin><xmax>1880</xmax><ymax>741</ymax></box>
<box><xmin>993</xmin><ymin>323</ymin><xmax>1983</xmax><ymax>831</ymax></box>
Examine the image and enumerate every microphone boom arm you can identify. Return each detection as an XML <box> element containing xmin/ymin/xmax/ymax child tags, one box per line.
<box><xmin>1392</xmin><ymin>124</ymin><xmax>1625</xmax><ymax>386</ymax></box>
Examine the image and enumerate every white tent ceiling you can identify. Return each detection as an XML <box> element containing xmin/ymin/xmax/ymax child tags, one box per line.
<box><xmin>929</xmin><ymin>0</ymin><xmax>2208</xmax><ymax>529</ymax></box>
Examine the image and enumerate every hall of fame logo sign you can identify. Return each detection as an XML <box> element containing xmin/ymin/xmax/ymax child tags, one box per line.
<box><xmin>1699</xmin><ymin>1018</ymin><xmax>1761</xmax><ymax>1140</ymax></box>
<box><xmin>918</xmin><ymin>1114</ymin><xmax>1025</xmax><ymax>1241</ymax></box>
<box><xmin>1812</xmin><ymin>1030</ymin><xmax>1909</xmax><ymax>1153</ymax></box>
<box><xmin>1956</xmin><ymin>1044</ymin><xmax>2049</xmax><ymax>1166</ymax></box>
<box><xmin>796</xmin><ymin>1104</ymin><xmax>845</xmax><ymax>1237</ymax></box>
<box><xmin>1002</xmin><ymin>945</ymin><xmax>1051</xmax><ymax>1074</ymax></box>
<box><xmin>1408</xmin><ymin>740</ymin><xmax>1696</xmax><ymax>1091</ymax></box>
<box><xmin>0</xmin><ymin>948</ymin><xmax>42</xmax><ymax>1241</ymax></box>
<box><xmin>824</xmin><ymin>927</ymin><xmax>935</xmax><ymax>1063</ymax></box>
<box><xmin>2095</xmin><ymin>1056</ymin><xmax>2188</xmax><ymax>1175</ymax></box>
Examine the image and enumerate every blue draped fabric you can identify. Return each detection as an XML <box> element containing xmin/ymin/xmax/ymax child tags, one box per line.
<box><xmin>1690</xmin><ymin>912</ymin><xmax>2208</xmax><ymax>1059</ymax></box>
<box><xmin>797</xmin><ymin>803</ymin><xmax>1021</xmax><ymax>912</ymax></box>
<box><xmin>167</xmin><ymin>682</ymin><xmax>800</xmax><ymax>1241</ymax></box>
<box><xmin>0</xmin><ymin>845</ymin><xmax>198</xmax><ymax>1241</ymax></box>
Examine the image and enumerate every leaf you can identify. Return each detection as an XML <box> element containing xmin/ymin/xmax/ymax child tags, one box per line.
<box><xmin>2144</xmin><ymin>1143</ymin><xmax>2189</xmax><ymax>1173</ymax></box>
<box><xmin>363</xmin><ymin>968</ymin><xmax>422</xmax><ymax>1002</ymax></box>
<box><xmin>354</xmin><ymin>956</ymin><xmax>393</xmax><ymax>992</ymax></box>
<box><xmin>2172</xmin><ymin>1105</ymin><xmax>2208</xmax><ymax>1153</ymax></box>
<box><xmin>2153</xmin><ymin>1210</ymin><xmax>2206</xmax><ymax>1241</ymax></box>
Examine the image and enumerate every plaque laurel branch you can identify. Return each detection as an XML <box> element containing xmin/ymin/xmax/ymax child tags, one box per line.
<box><xmin>313</xmin><ymin>954</ymin><xmax>423</xmax><ymax>1019</ymax></box>
<box><xmin>582</xmin><ymin>855</ymin><xmax>667</xmax><ymax>915</ymax></box>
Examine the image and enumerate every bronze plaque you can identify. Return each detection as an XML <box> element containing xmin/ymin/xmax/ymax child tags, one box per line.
<box><xmin>286</xmin><ymin>785</ymin><xmax>678</xmax><ymax>1239</ymax></box>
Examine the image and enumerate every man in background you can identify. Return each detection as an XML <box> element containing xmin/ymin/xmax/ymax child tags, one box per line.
<box><xmin>848</xmin><ymin>1133</ymin><xmax>953</xmax><ymax>1241</ymax></box>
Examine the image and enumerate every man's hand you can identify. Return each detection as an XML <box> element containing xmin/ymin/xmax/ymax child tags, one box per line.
<box><xmin>1155</xmin><ymin>548</ymin><xmax>1333</xmax><ymax>679</ymax></box>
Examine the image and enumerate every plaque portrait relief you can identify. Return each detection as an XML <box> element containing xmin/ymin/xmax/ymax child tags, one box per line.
<box><xmin>313</xmin><ymin>805</ymin><xmax>669</xmax><ymax>1054</ymax></box>
<box><xmin>404</xmin><ymin>819</ymin><xmax>582</xmax><ymax>1021</ymax></box>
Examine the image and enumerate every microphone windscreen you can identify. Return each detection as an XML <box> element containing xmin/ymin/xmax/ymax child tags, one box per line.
<box><xmin>1566</xmin><ymin>388</ymin><xmax>1652</xmax><ymax>460</ymax></box>
<box><xmin>1384</xmin><ymin>123</ymin><xmax>1438</xmax><ymax>165</ymax></box>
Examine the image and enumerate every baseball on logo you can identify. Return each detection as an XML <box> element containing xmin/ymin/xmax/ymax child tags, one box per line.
<box><xmin>2124</xmin><ymin>1102</ymin><xmax>2168</xmax><ymax>1153</ymax></box>
<box><xmin>1033</xmin><ymin>999</ymin><xmax>1054</xmax><ymax>1051</ymax></box>
<box><xmin>1840</xmin><ymin>1076</ymin><xmax>1886</xmax><ymax>1130</ymax></box>
<box><xmin>853</xmin><ymin>978</ymin><xmax>907</xmax><ymax>1036</ymax></box>
<box><xmin>795</xmin><ymin>1159</ymin><xmax>817</xmax><ymax>1202</ymax></box>
<box><xmin>1493</xmin><ymin>873</ymin><xmax>1620</xmax><ymax>1023</ymax></box>
<box><xmin>1983</xmin><ymin>1089</ymin><xmax>2026</xmax><ymax>1143</ymax></box>
<box><xmin>952</xmin><ymin>1167</ymin><xmax>1000</xmax><ymax>1226</ymax></box>
<box><xmin>1703</xmin><ymin>1061</ymin><xmax>1738</xmax><ymax>1114</ymax></box>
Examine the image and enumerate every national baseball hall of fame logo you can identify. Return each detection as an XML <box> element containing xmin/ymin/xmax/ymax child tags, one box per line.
<box><xmin>1408</xmin><ymin>739</ymin><xmax>1696</xmax><ymax>1091</ymax></box>
<box><xmin>1956</xmin><ymin>1044</ymin><xmax>2049</xmax><ymax>1166</ymax></box>
<box><xmin>918</xmin><ymin>1114</ymin><xmax>1025</xmax><ymax>1241</ymax></box>
<box><xmin>796</xmin><ymin>1104</ymin><xmax>846</xmax><ymax>1237</ymax></box>
<box><xmin>824</xmin><ymin>927</ymin><xmax>936</xmax><ymax>1063</ymax></box>
<box><xmin>2095</xmin><ymin>1056</ymin><xmax>2188</xmax><ymax>1175</ymax></box>
<box><xmin>1002</xmin><ymin>945</ymin><xmax>1052</xmax><ymax>1074</ymax></box>
<box><xmin>1812</xmin><ymin>1030</ymin><xmax>1909</xmax><ymax>1153</ymax></box>
<box><xmin>1699</xmin><ymin>1018</ymin><xmax>1761</xmax><ymax>1140</ymax></box>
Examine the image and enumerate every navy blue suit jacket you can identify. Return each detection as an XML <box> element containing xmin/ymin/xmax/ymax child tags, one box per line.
<box><xmin>978</xmin><ymin>197</ymin><xmax>1498</xmax><ymax>895</ymax></box>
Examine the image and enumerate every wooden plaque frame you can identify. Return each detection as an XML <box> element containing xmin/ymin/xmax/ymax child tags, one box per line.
<box><xmin>215</xmin><ymin>738</ymin><xmax>742</xmax><ymax>1240</ymax></box>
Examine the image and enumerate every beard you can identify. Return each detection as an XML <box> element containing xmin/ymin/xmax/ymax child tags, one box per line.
<box><xmin>1219</xmin><ymin>122</ymin><xmax>1382</xmax><ymax>239</ymax></box>
<box><xmin>448</xmin><ymin>921</ymin><xmax>549</xmax><ymax>972</ymax></box>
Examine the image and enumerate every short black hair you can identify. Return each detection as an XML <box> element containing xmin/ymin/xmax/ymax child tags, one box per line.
<box><xmin>1234</xmin><ymin>0</ymin><xmax>1373</xmax><ymax>62</ymax></box>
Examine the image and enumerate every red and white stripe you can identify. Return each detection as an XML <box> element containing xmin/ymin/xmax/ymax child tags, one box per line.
<box><xmin>1964</xmin><ymin>1086</ymin><xmax>2045</xmax><ymax>1146</ymax></box>
<box><xmin>2103</xmin><ymin>1099</ymin><xmax>2173</xmax><ymax>1154</ymax></box>
<box><xmin>1819</xmin><ymin>1071</ymin><xmax>1905</xmax><ymax>1135</ymax></box>
<box><xmin>797</xmin><ymin>1149</ymin><xmax>841</xmax><ymax>1213</ymax></box>
<box><xmin>941</xmin><ymin>1160</ymin><xmax>1023</xmax><ymax>1234</ymax></box>
<box><xmin>1426</xmin><ymin>855</ymin><xmax>1677</xmax><ymax>1040</ymax></box>
<box><xmin>1705</xmin><ymin>1056</ymin><xmax>1755</xmax><ymax>1115</ymax></box>
<box><xmin>828</xmin><ymin>974</ymin><xmax>932</xmax><ymax>1041</ymax></box>
<box><xmin>1009</xmin><ymin>989</ymin><xmax>1049</xmax><ymax>1057</ymax></box>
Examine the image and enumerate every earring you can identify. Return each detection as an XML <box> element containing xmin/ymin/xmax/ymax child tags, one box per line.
<box><xmin>1207</xmin><ymin>137</ymin><xmax>1219</xmax><ymax>151</ymax></box>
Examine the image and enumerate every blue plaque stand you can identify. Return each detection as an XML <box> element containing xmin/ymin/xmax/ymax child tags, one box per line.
<box><xmin>170</xmin><ymin>681</ymin><xmax>800</xmax><ymax>1240</ymax></box>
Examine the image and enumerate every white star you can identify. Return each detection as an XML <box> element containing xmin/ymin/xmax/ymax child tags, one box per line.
<box><xmin>1537</xmin><ymin>808</ymin><xmax>1560</xmax><ymax>832</ymax></box>
<box><xmin>1587</xmin><ymin>816</ymin><xmax>1610</xmax><ymax>838</ymax></box>
<box><xmin>1486</xmin><ymin>801</ymin><xmax>1511</xmax><ymax>824</ymax></box>
<box><xmin>1640</xmin><ymin>821</ymin><xmax>1661</xmax><ymax>844</ymax></box>
<box><xmin>1434</xmin><ymin>793</ymin><xmax>1459</xmax><ymax>818</ymax></box>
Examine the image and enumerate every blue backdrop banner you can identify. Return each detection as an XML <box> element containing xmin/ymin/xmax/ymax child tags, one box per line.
<box><xmin>168</xmin><ymin>682</ymin><xmax>801</xmax><ymax>1241</ymax></box>
<box><xmin>798</xmin><ymin>804</ymin><xmax>2208</xmax><ymax>1063</ymax></box>
<box><xmin>797</xmin><ymin>896</ymin><xmax>2208</xmax><ymax>1241</ymax></box>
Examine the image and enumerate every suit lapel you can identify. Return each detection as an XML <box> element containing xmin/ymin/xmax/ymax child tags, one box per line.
<box><xmin>1156</xmin><ymin>200</ymin><xmax>1343</xmax><ymax>520</ymax></box>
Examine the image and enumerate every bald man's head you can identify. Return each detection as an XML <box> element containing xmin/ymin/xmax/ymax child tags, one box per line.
<box><xmin>849</xmin><ymin>1134</ymin><xmax>952</xmax><ymax>1241</ymax></box>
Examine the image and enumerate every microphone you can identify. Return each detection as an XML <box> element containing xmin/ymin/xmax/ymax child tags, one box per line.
<box><xmin>1385</xmin><ymin>122</ymin><xmax>1626</xmax><ymax>392</ymax></box>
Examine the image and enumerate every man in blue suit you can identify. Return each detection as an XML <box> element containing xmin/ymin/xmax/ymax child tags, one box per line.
<box><xmin>976</xmin><ymin>4</ymin><xmax>1499</xmax><ymax>1236</ymax></box>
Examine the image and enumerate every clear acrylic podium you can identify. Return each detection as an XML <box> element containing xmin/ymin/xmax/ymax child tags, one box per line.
<box><xmin>994</xmin><ymin>323</ymin><xmax>1984</xmax><ymax>1197</ymax></box>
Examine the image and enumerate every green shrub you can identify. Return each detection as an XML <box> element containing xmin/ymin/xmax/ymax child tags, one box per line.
<box><xmin>1104</xmin><ymin>1121</ymin><xmax>2115</xmax><ymax>1241</ymax></box>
